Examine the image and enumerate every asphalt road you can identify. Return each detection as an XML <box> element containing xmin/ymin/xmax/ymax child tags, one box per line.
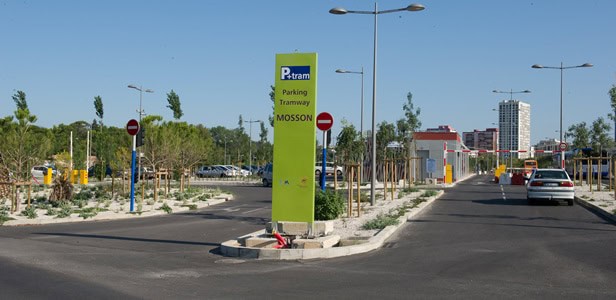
<box><xmin>1</xmin><ymin>176</ymin><xmax>616</xmax><ymax>299</ymax></box>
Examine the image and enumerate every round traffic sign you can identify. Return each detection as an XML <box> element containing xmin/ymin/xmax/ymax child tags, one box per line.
<box><xmin>559</xmin><ymin>142</ymin><xmax>568</xmax><ymax>151</ymax></box>
<box><xmin>126</xmin><ymin>119</ymin><xmax>140</xmax><ymax>136</ymax></box>
<box><xmin>316</xmin><ymin>112</ymin><xmax>334</xmax><ymax>131</ymax></box>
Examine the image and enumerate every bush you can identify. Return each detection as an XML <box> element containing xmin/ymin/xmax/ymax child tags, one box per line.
<box><xmin>314</xmin><ymin>188</ymin><xmax>345</xmax><ymax>220</ymax></box>
<box><xmin>21</xmin><ymin>205</ymin><xmax>38</xmax><ymax>219</ymax></box>
<box><xmin>159</xmin><ymin>203</ymin><xmax>172</xmax><ymax>214</ymax></box>
<box><xmin>0</xmin><ymin>205</ymin><xmax>14</xmax><ymax>224</ymax></box>
<box><xmin>73</xmin><ymin>190</ymin><xmax>93</xmax><ymax>201</ymax></box>
<box><xmin>56</xmin><ymin>203</ymin><xmax>72</xmax><ymax>218</ymax></box>
<box><xmin>421</xmin><ymin>190</ymin><xmax>438</xmax><ymax>198</ymax></box>
<box><xmin>362</xmin><ymin>213</ymin><xmax>400</xmax><ymax>230</ymax></box>
<box><xmin>78</xmin><ymin>207</ymin><xmax>98</xmax><ymax>219</ymax></box>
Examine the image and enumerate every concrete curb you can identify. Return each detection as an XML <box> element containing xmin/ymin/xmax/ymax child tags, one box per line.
<box><xmin>220</xmin><ymin>190</ymin><xmax>444</xmax><ymax>260</ymax></box>
<box><xmin>575</xmin><ymin>197</ymin><xmax>616</xmax><ymax>223</ymax></box>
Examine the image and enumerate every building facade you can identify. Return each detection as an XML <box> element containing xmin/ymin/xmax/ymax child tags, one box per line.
<box><xmin>414</xmin><ymin>125</ymin><xmax>471</xmax><ymax>183</ymax></box>
<box><xmin>498</xmin><ymin>100</ymin><xmax>531</xmax><ymax>159</ymax></box>
<box><xmin>462</xmin><ymin>128</ymin><xmax>499</xmax><ymax>151</ymax></box>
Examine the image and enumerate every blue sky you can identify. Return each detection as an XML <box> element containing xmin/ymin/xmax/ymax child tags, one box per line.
<box><xmin>1</xmin><ymin>0</ymin><xmax>615</xmax><ymax>145</ymax></box>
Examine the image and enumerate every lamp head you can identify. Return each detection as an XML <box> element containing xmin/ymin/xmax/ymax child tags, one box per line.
<box><xmin>531</xmin><ymin>64</ymin><xmax>543</xmax><ymax>69</ymax></box>
<box><xmin>329</xmin><ymin>7</ymin><xmax>348</xmax><ymax>15</ymax></box>
<box><xmin>406</xmin><ymin>4</ymin><xmax>425</xmax><ymax>11</ymax></box>
<box><xmin>580</xmin><ymin>63</ymin><xmax>593</xmax><ymax>68</ymax></box>
<box><xmin>335</xmin><ymin>69</ymin><xmax>348</xmax><ymax>73</ymax></box>
<box><xmin>128</xmin><ymin>84</ymin><xmax>138</xmax><ymax>89</ymax></box>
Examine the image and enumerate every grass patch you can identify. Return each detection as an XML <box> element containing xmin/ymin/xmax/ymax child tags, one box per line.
<box><xmin>21</xmin><ymin>206</ymin><xmax>38</xmax><ymax>219</ymax></box>
<box><xmin>159</xmin><ymin>203</ymin><xmax>173</xmax><ymax>214</ymax></box>
<box><xmin>421</xmin><ymin>190</ymin><xmax>439</xmax><ymax>198</ymax></box>
<box><xmin>0</xmin><ymin>206</ymin><xmax>15</xmax><ymax>225</ymax></box>
<box><xmin>78</xmin><ymin>207</ymin><xmax>98</xmax><ymax>219</ymax></box>
<box><xmin>361</xmin><ymin>213</ymin><xmax>400</xmax><ymax>230</ymax></box>
<box><xmin>181</xmin><ymin>204</ymin><xmax>198</xmax><ymax>210</ymax></box>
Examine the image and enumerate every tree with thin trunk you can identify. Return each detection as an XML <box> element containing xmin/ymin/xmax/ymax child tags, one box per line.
<box><xmin>166</xmin><ymin>90</ymin><xmax>183</xmax><ymax>120</ymax></box>
<box><xmin>1</xmin><ymin>91</ymin><xmax>48</xmax><ymax>181</ymax></box>
<box><xmin>607</xmin><ymin>85</ymin><xmax>616</xmax><ymax>141</ymax></box>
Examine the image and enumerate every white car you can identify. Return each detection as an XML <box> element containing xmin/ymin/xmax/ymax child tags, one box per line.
<box><xmin>526</xmin><ymin>168</ymin><xmax>575</xmax><ymax>206</ymax></box>
<box><xmin>30</xmin><ymin>165</ymin><xmax>58</xmax><ymax>179</ymax></box>
<box><xmin>224</xmin><ymin>165</ymin><xmax>250</xmax><ymax>177</ymax></box>
<box><xmin>315</xmin><ymin>162</ymin><xmax>343</xmax><ymax>177</ymax></box>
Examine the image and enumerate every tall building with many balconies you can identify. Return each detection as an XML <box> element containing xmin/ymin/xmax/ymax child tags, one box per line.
<box><xmin>498</xmin><ymin>100</ymin><xmax>531</xmax><ymax>159</ymax></box>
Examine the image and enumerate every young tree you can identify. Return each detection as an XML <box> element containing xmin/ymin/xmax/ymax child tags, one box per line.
<box><xmin>1</xmin><ymin>91</ymin><xmax>49</xmax><ymax>180</ymax></box>
<box><xmin>94</xmin><ymin>96</ymin><xmax>104</xmax><ymax>122</ymax></box>
<box><xmin>608</xmin><ymin>85</ymin><xmax>616</xmax><ymax>141</ymax></box>
<box><xmin>268</xmin><ymin>85</ymin><xmax>276</xmax><ymax>127</ymax></box>
<box><xmin>166</xmin><ymin>90</ymin><xmax>183</xmax><ymax>120</ymax></box>
<box><xmin>336</xmin><ymin>120</ymin><xmax>363</xmax><ymax>164</ymax></box>
<box><xmin>92</xmin><ymin>96</ymin><xmax>108</xmax><ymax>180</ymax></box>
<box><xmin>589</xmin><ymin>117</ymin><xmax>612</xmax><ymax>152</ymax></box>
<box><xmin>400</xmin><ymin>92</ymin><xmax>421</xmax><ymax>158</ymax></box>
<box><xmin>566</xmin><ymin>122</ymin><xmax>590</xmax><ymax>151</ymax></box>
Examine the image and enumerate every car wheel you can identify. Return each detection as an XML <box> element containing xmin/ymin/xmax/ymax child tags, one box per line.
<box><xmin>262</xmin><ymin>178</ymin><xmax>269</xmax><ymax>187</ymax></box>
<box><xmin>337</xmin><ymin>170</ymin><xmax>343</xmax><ymax>177</ymax></box>
<box><xmin>568</xmin><ymin>199</ymin><xmax>574</xmax><ymax>206</ymax></box>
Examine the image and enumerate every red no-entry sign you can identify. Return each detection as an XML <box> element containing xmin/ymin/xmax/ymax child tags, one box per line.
<box><xmin>316</xmin><ymin>112</ymin><xmax>333</xmax><ymax>131</ymax></box>
<box><xmin>126</xmin><ymin>119</ymin><xmax>140</xmax><ymax>136</ymax></box>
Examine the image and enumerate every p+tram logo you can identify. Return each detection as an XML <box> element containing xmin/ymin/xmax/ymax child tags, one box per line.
<box><xmin>280</xmin><ymin>66</ymin><xmax>310</xmax><ymax>80</ymax></box>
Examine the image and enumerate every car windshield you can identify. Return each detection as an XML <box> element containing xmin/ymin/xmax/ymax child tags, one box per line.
<box><xmin>534</xmin><ymin>171</ymin><xmax>568</xmax><ymax>180</ymax></box>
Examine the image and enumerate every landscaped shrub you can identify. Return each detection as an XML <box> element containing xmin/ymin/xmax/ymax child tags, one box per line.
<box><xmin>361</xmin><ymin>213</ymin><xmax>400</xmax><ymax>230</ymax></box>
<box><xmin>78</xmin><ymin>207</ymin><xmax>98</xmax><ymax>219</ymax></box>
<box><xmin>0</xmin><ymin>205</ymin><xmax>14</xmax><ymax>224</ymax></box>
<box><xmin>159</xmin><ymin>203</ymin><xmax>172</xmax><ymax>214</ymax></box>
<box><xmin>314</xmin><ymin>188</ymin><xmax>345</xmax><ymax>220</ymax></box>
<box><xmin>21</xmin><ymin>205</ymin><xmax>38</xmax><ymax>219</ymax></box>
<box><xmin>421</xmin><ymin>190</ymin><xmax>438</xmax><ymax>198</ymax></box>
<box><xmin>56</xmin><ymin>203</ymin><xmax>72</xmax><ymax>218</ymax></box>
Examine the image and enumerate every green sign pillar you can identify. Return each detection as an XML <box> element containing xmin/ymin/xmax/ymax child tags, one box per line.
<box><xmin>272</xmin><ymin>53</ymin><xmax>318</xmax><ymax>223</ymax></box>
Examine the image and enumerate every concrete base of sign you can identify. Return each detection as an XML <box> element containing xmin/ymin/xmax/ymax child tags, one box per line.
<box><xmin>265</xmin><ymin>221</ymin><xmax>334</xmax><ymax>236</ymax></box>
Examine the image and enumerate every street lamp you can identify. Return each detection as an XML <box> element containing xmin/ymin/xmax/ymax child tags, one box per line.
<box><xmin>245</xmin><ymin>119</ymin><xmax>261</xmax><ymax>174</ymax></box>
<box><xmin>335</xmin><ymin>67</ymin><xmax>365</xmax><ymax>181</ymax></box>
<box><xmin>493</xmin><ymin>89</ymin><xmax>530</xmax><ymax>167</ymax></box>
<box><xmin>128</xmin><ymin>84</ymin><xmax>154</xmax><ymax>179</ymax></box>
<box><xmin>532</xmin><ymin>62</ymin><xmax>593</xmax><ymax>169</ymax></box>
<box><xmin>335</xmin><ymin>68</ymin><xmax>365</xmax><ymax>138</ymax></box>
<box><xmin>330</xmin><ymin>3</ymin><xmax>425</xmax><ymax>206</ymax></box>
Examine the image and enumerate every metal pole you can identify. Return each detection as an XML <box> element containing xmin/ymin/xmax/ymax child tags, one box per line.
<box><xmin>138</xmin><ymin>87</ymin><xmax>143</xmax><ymax>180</ymax></box>
<box><xmin>321</xmin><ymin>130</ymin><xmax>327</xmax><ymax>191</ymax></box>
<box><xmin>249</xmin><ymin>120</ymin><xmax>253</xmax><ymax>173</ymax></box>
<box><xmin>130</xmin><ymin>134</ymin><xmax>136</xmax><ymax>212</ymax></box>
<box><xmin>560</xmin><ymin>62</ymin><xmax>565</xmax><ymax>169</ymax></box>
<box><xmin>360</xmin><ymin>66</ymin><xmax>365</xmax><ymax>183</ymax></box>
<box><xmin>370</xmin><ymin>2</ymin><xmax>378</xmax><ymax>206</ymax></box>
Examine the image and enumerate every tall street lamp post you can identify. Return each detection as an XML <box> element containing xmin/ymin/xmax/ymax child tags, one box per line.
<box><xmin>245</xmin><ymin>119</ymin><xmax>261</xmax><ymax>173</ymax></box>
<box><xmin>335</xmin><ymin>67</ymin><xmax>364</xmax><ymax>181</ymax></box>
<box><xmin>493</xmin><ymin>89</ymin><xmax>531</xmax><ymax>169</ymax></box>
<box><xmin>128</xmin><ymin>84</ymin><xmax>154</xmax><ymax>179</ymax></box>
<box><xmin>330</xmin><ymin>3</ymin><xmax>425</xmax><ymax>206</ymax></box>
<box><xmin>532</xmin><ymin>62</ymin><xmax>593</xmax><ymax>169</ymax></box>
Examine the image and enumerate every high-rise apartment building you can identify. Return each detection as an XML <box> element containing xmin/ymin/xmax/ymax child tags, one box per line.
<box><xmin>499</xmin><ymin>100</ymin><xmax>531</xmax><ymax>159</ymax></box>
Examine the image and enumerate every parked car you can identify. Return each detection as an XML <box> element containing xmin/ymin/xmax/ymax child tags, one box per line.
<box><xmin>31</xmin><ymin>165</ymin><xmax>58</xmax><ymax>179</ymax></box>
<box><xmin>228</xmin><ymin>165</ymin><xmax>250</xmax><ymax>176</ymax></box>
<box><xmin>526</xmin><ymin>168</ymin><xmax>575</xmax><ymax>206</ymax></box>
<box><xmin>197</xmin><ymin>165</ymin><xmax>233</xmax><ymax>178</ymax></box>
<box><xmin>260</xmin><ymin>163</ymin><xmax>273</xmax><ymax>187</ymax></box>
<box><xmin>315</xmin><ymin>162</ymin><xmax>343</xmax><ymax>177</ymax></box>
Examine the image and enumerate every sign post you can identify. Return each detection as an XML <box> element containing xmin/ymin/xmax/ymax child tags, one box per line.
<box><xmin>126</xmin><ymin>119</ymin><xmax>140</xmax><ymax>212</ymax></box>
<box><xmin>272</xmin><ymin>53</ymin><xmax>318</xmax><ymax>223</ymax></box>
<box><xmin>316</xmin><ymin>112</ymin><xmax>334</xmax><ymax>191</ymax></box>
